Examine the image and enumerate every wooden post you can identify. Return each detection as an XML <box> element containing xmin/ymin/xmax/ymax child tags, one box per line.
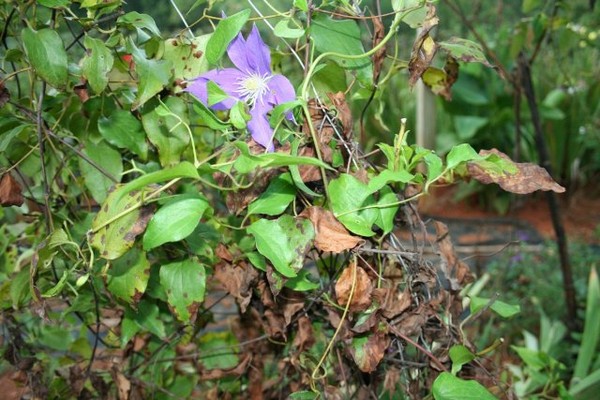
<box><xmin>416</xmin><ymin>80</ymin><xmax>436</xmax><ymax>150</ymax></box>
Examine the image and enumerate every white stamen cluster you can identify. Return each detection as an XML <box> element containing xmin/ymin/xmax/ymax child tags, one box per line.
<box><xmin>237</xmin><ymin>72</ymin><xmax>272</xmax><ymax>107</ymax></box>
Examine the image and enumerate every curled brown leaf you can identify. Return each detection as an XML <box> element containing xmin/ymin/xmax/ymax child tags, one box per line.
<box><xmin>300</xmin><ymin>206</ymin><xmax>363</xmax><ymax>253</ymax></box>
<box><xmin>335</xmin><ymin>264</ymin><xmax>373</xmax><ymax>312</ymax></box>
<box><xmin>0</xmin><ymin>173</ymin><xmax>24</xmax><ymax>207</ymax></box>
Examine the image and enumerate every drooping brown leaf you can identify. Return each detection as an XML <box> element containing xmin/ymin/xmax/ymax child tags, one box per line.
<box><xmin>372</xmin><ymin>14</ymin><xmax>386</xmax><ymax>82</ymax></box>
<box><xmin>297</xmin><ymin>147</ymin><xmax>322</xmax><ymax>183</ymax></box>
<box><xmin>335</xmin><ymin>264</ymin><xmax>373</xmax><ymax>312</ymax></box>
<box><xmin>348</xmin><ymin>331</ymin><xmax>390</xmax><ymax>373</ymax></box>
<box><xmin>281</xmin><ymin>292</ymin><xmax>305</xmax><ymax>326</ymax></box>
<box><xmin>373</xmin><ymin>287</ymin><xmax>412</xmax><ymax>319</ymax></box>
<box><xmin>326</xmin><ymin>92</ymin><xmax>353</xmax><ymax>140</ymax></box>
<box><xmin>214</xmin><ymin>259</ymin><xmax>259</xmax><ymax>313</ymax></box>
<box><xmin>390</xmin><ymin>309</ymin><xmax>428</xmax><ymax>337</ymax></box>
<box><xmin>292</xmin><ymin>316</ymin><xmax>315</xmax><ymax>352</ymax></box>
<box><xmin>300</xmin><ymin>206</ymin><xmax>363</xmax><ymax>253</ymax></box>
<box><xmin>435</xmin><ymin>221</ymin><xmax>472</xmax><ymax>290</ymax></box>
<box><xmin>263</xmin><ymin>309</ymin><xmax>287</xmax><ymax>339</ymax></box>
<box><xmin>111</xmin><ymin>368</ymin><xmax>131</xmax><ymax>400</ymax></box>
<box><xmin>408</xmin><ymin>5</ymin><xmax>439</xmax><ymax>86</ymax></box>
<box><xmin>0</xmin><ymin>82</ymin><xmax>10</xmax><ymax>108</ymax></box>
<box><xmin>200</xmin><ymin>354</ymin><xmax>252</xmax><ymax>381</ymax></box>
<box><xmin>0</xmin><ymin>173</ymin><xmax>24</xmax><ymax>207</ymax></box>
<box><xmin>468</xmin><ymin>149</ymin><xmax>566</xmax><ymax>194</ymax></box>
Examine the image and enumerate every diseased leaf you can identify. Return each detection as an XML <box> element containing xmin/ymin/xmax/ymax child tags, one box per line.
<box><xmin>107</xmin><ymin>247</ymin><xmax>150</xmax><ymax>305</ymax></box>
<box><xmin>299</xmin><ymin>206</ymin><xmax>363</xmax><ymax>253</ymax></box>
<box><xmin>438</xmin><ymin>37</ymin><xmax>492</xmax><ymax>67</ymax></box>
<box><xmin>90</xmin><ymin>187</ymin><xmax>154</xmax><ymax>260</ymax></box>
<box><xmin>206</xmin><ymin>10</ymin><xmax>251</xmax><ymax>64</ymax></box>
<box><xmin>22</xmin><ymin>28</ymin><xmax>68</xmax><ymax>87</ymax></box>
<box><xmin>82</xmin><ymin>36</ymin><xmax>114</xmax><ymax>94</ymax></box>
<box><xmin>117</xmin><ymin>11</ymin><xmax>161</xmax><ymax>39</ymax></box>
<box><xmin>98</xmin><ymin>110</ymin><xmax>148</xmax><ymax>160</ymax></box>
<box><xmin>247</xmin><ymin>215</ymin><xmax>314</xmax><ymax>278</ymax></box>
<box><xmin>467</xmin><ymin>149</ymin><xmax>565</xmax><ymax>194</ymax></box>
<box><xmin>422</xmin><ymin>56</ymin><xmax>459</xmax><ymax>100</ymax></box>
<box><xmin>349</xmin><ymin>332</ymin><xmax>390</xmax><ymax>373</ymax></box>
<box><xmin>159</xmin><ymin>259</ymin><xmax>206</xmax><ymax>323</ymax></box>
<box><xmin>164</xmin><ymin>34</ymin><xmax>210</xmax><ymax>91</ymax></box>
<box><xmin>335</xmin><ymin>264</ymin><xmax>373</xmax><ymax>312</ymax></box>
<box><xmin>127</xmin><ymin>38</ymin><xmax>172</xmax><ymax>110</ymax></box>
<box><xmin>408</xmin><ymin>5</ymin><xmax>439</xmax><ymax>86</ymax></box>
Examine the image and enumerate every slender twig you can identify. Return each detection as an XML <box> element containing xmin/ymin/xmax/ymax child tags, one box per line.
<box><xmin>36</xmin><ymin>83</ymin><xmax>54</xmax><ymax>232</ymax></box>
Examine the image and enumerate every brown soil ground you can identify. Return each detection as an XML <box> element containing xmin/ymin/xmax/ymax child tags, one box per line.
<box><xmin>419</xmin><ymin>184</ymin><xmax>600</xmax><ymax>244</ymax></box>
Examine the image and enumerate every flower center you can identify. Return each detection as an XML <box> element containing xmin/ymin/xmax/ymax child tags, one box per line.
<box><xmin>237</xmin><ymin>72</ymin><xmax>271</xmax><ymax>107</ymax></box>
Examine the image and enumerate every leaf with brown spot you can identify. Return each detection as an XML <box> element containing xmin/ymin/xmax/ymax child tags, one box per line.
<box><xmin>0</xmin><ymin>173</ymin><xmax>24</xmax><ymax>207</ymax></box>
<box><xmin>214</xmin><ymin>259</ymin><xmax>259</xmax><ymax>313</ymax></box>
<box><xmin>408</xmin><ymin>5</ymin><xmax>439</xmax><ymax>86</ymax></box>
<box><xmin>468</xmin><ymin>149</ymin><xmax>566</xmax><ymax>194</ymax></box>
<box><xmin>349</xmin><ymin>332</ymin><xmax>390</xmax><ymax>373</ymax></box>
<box><xmin>335</xmin><ymin>264</ymin><xmax>373</xmax><ymax>312</ymax></box>
<box><xmin>422</xmin><ymin>56</ymin><xmax>459</xmax><ymax>100</ymax></box>
<box><xmin>300</xmin><ymin>206</ymin><xmax>363</xmax><ymax>253</ymax></box>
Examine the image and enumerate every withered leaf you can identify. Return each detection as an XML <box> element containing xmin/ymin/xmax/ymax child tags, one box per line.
<box><xmin>111</xmin><ymin>368</ymin><xmax>131</xmax><ymax>400</ymax></box>
<box><xmin>468</xmin><ymin>149</ymin><xmax>566</xmax><ymax>194</ymax></box>
<box><xmin>348</xmin><ymin>332</ymin><xmax>390</xmax><ymax>373</ymax></box>
<box><xmin>326</xmin><ymin>92</ymin><xmax>353</xmax><ymax>140</ymax></box>
<box><xmin>292</xmin><ymin>316</ymin><xmax>315</xmax><ymax>352</ymax></box>
<box><xmin>373</xmin><ymin>287</ymin><xmax>412</xmax><ymax>319</ymax></box>
<box><xmin>335</xmin><ymin>264</ymin><xmax>373</xmax><ymax>312</ymax></box>
<box><xmin>435</xmin><ymin>221</ymin><xmax>472</xmax><ymax>290</ymax></box>
<box><xmin>0</xmin><ymin>173</ymin><xmax>24</xmax><ymax>207</ymax></box>
<box><xmin>372</xmin><ymin>15</ymin><xmax>386</xmax><ymax>82</ymax></box>
<box><xmin>214</xmin><ymin>260</ymin><xmax>259</xmax><ymax>313</ymax></box>
<box><xmin>408</xmin><ymin>5</ymin><xmax>439</xmax><ymax>86</ymax></box>
<box><xmin>300</xmin><ymin>206</ymin><xmax>363</xmax><ymax>253</ymax></box>
<box><xmin>422</xmin><ymin>56</ymin><xmax>459</xmax><ymax>101</ymax></box>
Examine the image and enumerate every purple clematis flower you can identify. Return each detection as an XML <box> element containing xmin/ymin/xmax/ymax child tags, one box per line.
<box><xmin>185</xmin><ymin>25</ymin><xmax>296</xmax><ymax>151</ymax></box>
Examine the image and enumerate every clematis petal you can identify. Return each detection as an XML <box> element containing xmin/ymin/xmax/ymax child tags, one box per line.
<box><xmin>185</xmin><ymin>68</ymin><xmax>246</xmax><ymax>110</ymax></box>
<box><xmin>247</xmin><ymin>103</ymin><xmax>275</xmax><ymax>152</ymax></box>
<box><xmin>245</xmin><ymin>25</ymin><xmax>272</xmax><ymax>76</ymax></box>
<box><xmin>266</xmin><ymin>74</ymin><xmax>297</xmax><ymax>121</ymax></box>
<box><xmin>227</xmin><ymin>32</ymin><xmax>252</xmax><ymax>73</ymax></box>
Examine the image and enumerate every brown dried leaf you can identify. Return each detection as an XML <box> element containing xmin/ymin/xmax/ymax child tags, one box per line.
<box><xmin>214</xmin><ymin>260</ymin><xmax>259</xmax><ymax>313</ymax></box>
<box><xmin>282</xmin><ymin>292</ymin><xmax>305</xmax><ymax>326</ymax></box>
<box><xmin>111</xmin><ymin>368</ymin><xmax>131</xmax><ymax>400</ymax></box>
<box><xmin>408</xmin><ymin>5</ymin><xmax>439</xmax><ymax>86</ymax></box>
<box><xmin>391</xmin><ymin>310</ymin><xmax>427</xmax><ymax>337</ymax></box>
<box><xmin>435</xmin><ymin>221</ymin><xmax>472</xmax><ymax>290</ymax></box>
<box><xmin>372</xmin><ymin>15</ymin><xmax>386</xmax><ymax>82</ymax></box>
<box><xmin>300</xmin><ymin>206</ymin><xmax>363</xmax><ymax>253</ymax></box>
<box><xmin>468</xmin><ymin>149</ymin><xmax>566</xmax><ymax>194</ymax></box>
<box><xmin>263</xmin><ymin>309</ymin><xmax>286</xmax><ymax>339</ymax></box>
<box><xmin>348</xmin><ymin>332</ymin><xmax>390</xmax><ymax>373</ymax></box>
<box><xmin>297</xmin><ymin>147</ymin><xmax>322</xmax><ymax>183</ymax></box>
<box><xmin>0</xmin><ymin>173</ymin><xmax>24</xmax><ymax>207</ymax></box>
<box><xmin>74</xmin><ymin>81</ymin><xmax>90</xmax><ymax>103</ymax></box>
<box><xmin>335</xmin><ymin>264</ymin><xmax>373</xmax><ymax>312</ymax></box>
<box><xmin>373</xmin><ymin>287</ymin><xmax>412</xmax><ymax>319</ymax></box>
<box><xmin>326</xmin><ymin>92</ymin><xmax>353</xmax><ymax>140</ymax></box>
<box><xmin>292</xmin><ymin>316</ymin><xmax>315</xmax><ymax>352</ymax></box>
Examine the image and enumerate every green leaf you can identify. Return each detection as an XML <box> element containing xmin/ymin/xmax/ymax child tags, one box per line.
<box><xmin>446</xmin><ymin>143</ymin><xmax>481</xmax><ymax>171</ymax></box>
<box><xmin>311</xmin><ymin>15</ymin><xmax>372</xmax><ymax>84</ymax></box>
<box><xmin>247</xmin><ymin>215</ymin><xmax>314</xmax><ymax>278</ymax></box>
<box><xmin>229</xmin><ymin>101</ymin><xmax>251</xmax><ymax>129</ymax></box>
<box><xmin>329</xmin><ymin>174</ymin><xmax>378</xmax><ymax>237</ymax></box>
<box><xmin>192</xmin><ymin>101</ymin><xmax>230</xmax><ymax>130</ymax></box>
<box><xmin>41</xmin><ymin>270</ymin><xmax>68</xmax><ymax>298</ymax></box>
<box><xmin>10</xmin><ymin>268</ymin><xmax>31</xmax><ymax>309</ymax></box>
<box><xmin>470</xmin><ymin>296</ymin><xmax>521</xmax><ymax>318</ymax></box>
<box><xmin>159</xmin><ymin>259</ymin><xmax>206</xmax><ymax>323</ymax></box>
<box><xmin>232</xmin><ymin>141</ymin><xmax>331</xmax><ymax>174</ymax></box>
<box><xmin>124</xmin><ymin>299</ymin><xmax>166</xmax><ymax>340</ymax></box>
<box><xmin>423</xmin><ymin>151</ymin><xmax>444</xmax><ymax>184</ymax></box>
<box><xmin>392</xmin><ymin>0</ymin><xmax>429</xmax><ymax>28</ymax></box>
<box><xmin>274</xmin><ymin>19</ymin><xmax>305</xmax><ymax>39</ymax></box>
<box><xmin>198</xmin><ymin>332</ymin><xmax>239</xmax><ymax>370</ymax></box>
<box><xmin>142</xmin><ymin>97</ymin><xmax>190</xmax><ymax>167</ymax></box>
<box><xmin>453</xmin><ymin>116</ymin><xmax>488</xmax><ymax>141</ymax></box>
<box><xmin>293</xmin><ymin>0</ymin><xmax>309</xmax><ymax>12</ymax></box>
<box><xmin>38</xmin><ymin>0</ymin><xmax>70</xmax><ymax>7</ymax></box>
<box><xmin>438</xmin><ymin>38</ymin><xmax>492</xmax><ymax>67</ymax></box>
<box><xmin>90</xmin><ymin>186</ymin><xmax>153</xmax><ymax>260</ymax></box>
<box><xmin>285</xmin><ymin>270</ymin><xmax>320</xmax><ymax>292</ymax></box>
<box><xmin>207</xmin><ymin>80</ymin><xmax>230</xmax><ymax>106</ymax></box>
<box><xmin>114</xmin><ymin>161</ymin><xmax>199</xmax><ymax>200</ymax></box>
<box><xmin>573</xmin><ymin>268</ymin><xmax>600</xmax><ymax>380</ymax></box>
<box><xmin>82</xmin><ymin>36</ymin><xmax>114</xmax><ymax>93</ymax></box>
<box><xmin>511</xmin><ymin>346</ymin><xmax>547</xmax><ymax>370</ymax></box>
<box><xmin>22</xmin><ymin>28</ymin><xmax>68</xmax><ymax>87</ymax></box>
<box><xmin>117</xmin><ymin>11</ymin><xmax>161</xmax><ymax>38</ymax></box>
<box><xmin>80</xmin><ymin>139</ymin><xmax>122</xmax><ymax>203</ymax></box>
<box><xmin>206</xmin><ymin>9</ymin><xmax>252</xmax><ymax>64</ymax></box>
<box><xmin>368</xmin><ymin>169</ymin><xmax>414</xmax><ymax>193</ymax></box>
<box><xmin>247</xmin><ymin>173</ymin><xmax>296</xmax><ymax>216</ymax></box>
<box><xmin>164</xmin><ymin>34</ymin><xmax>211</xmax><ymax>88</ymax></box>
<box><xmin>98</xmin><ymin>110</ymin><xmax>148</xmax><ymax>160</ymax></box>
<box><xmin>127</xmin><ymin>38</ymin><xmax>172</xmax><ymax>110</ymax></box>
<box><xmin>143</xmin><ymin>197</ymin><xmax>210</xmax><ymax>250</ymax></box>
<box><xmin>432</xmin><ymin>372</ymin><xmax>497</xmax><ymax>400</ymax></box>
<box><xmin>374</xmin><ymin>185</ymin><xmax>399</xmax><ymax>235</ymax></box>
<box><xmin>107</xmin><ymin>248</ymin><xmax>150</xmax><ymax>305</ymax></box>
<box><xmin>449</xmin><ymin>345</ymin><xmax>476</xmax><ymax>375</ymax></box>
